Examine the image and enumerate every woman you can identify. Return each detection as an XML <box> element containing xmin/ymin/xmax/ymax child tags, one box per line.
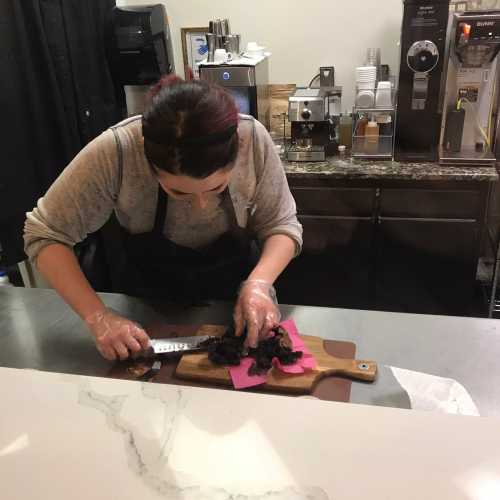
<box><xmin>24</xmin><ymin>75</ymin><xmax>302</xmax><ymax>361</ymax></box>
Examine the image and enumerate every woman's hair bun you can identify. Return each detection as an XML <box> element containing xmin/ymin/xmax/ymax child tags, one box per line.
<box><xmin>143</xmin><ymin>73</ymin><xmax>239</xmax><ymax>179</ymax></box>
<box><xmin>148</xmin><ymin>74</ymin><xmax>185</xmax><ymax>99</ymax></box>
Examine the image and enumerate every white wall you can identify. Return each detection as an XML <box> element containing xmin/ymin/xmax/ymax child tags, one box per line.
<box><xmin>117</xmin><ymin>0</ymin><xmax>403</xmax><ymax>109</ymax></box>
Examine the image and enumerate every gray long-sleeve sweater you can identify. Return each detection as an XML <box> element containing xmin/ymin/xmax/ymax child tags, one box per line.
<box><xmin>24</xmin><ymin>114</ymin><xmax>302</xmax><ymax>263</ymax></box>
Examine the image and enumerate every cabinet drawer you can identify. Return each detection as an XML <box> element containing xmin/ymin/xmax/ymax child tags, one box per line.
<box><xmin>379</xmin><ymin>188</ymin><xmax>480</xmax><ymax>219</ymax></box>
<box><xmin>291</xmin><ymin>187</ymin><xmax>375</xmax><ymax>217</ymax></box>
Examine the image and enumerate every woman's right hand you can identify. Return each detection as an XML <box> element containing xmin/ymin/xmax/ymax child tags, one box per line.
<box><xmin>85</xmin><ymin>308</ymin><xmax>151</xmax><ymax>361</ymax></box>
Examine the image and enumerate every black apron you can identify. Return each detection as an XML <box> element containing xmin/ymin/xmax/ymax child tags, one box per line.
<box><xmin>118</xmin><ymin>185</ymin><xmax>256</xmax><ymax>302</ymax></box>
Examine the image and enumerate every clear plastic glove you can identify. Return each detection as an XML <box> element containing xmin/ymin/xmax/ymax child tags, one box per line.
<box><xmin>233</xmin><ymin>279</ymin><xmax>281</xmax><ymax>348</ymax></box>
<box><xmin>85</xmin><ymin>308</ymin><xmax>151</xmax><ymax>361</ymax></box>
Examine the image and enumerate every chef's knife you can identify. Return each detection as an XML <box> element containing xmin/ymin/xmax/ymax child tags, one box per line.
<box><xmin>150</xmin><ymin>335</ymin><xmax>215</xmax><ymax>355</ymax></box>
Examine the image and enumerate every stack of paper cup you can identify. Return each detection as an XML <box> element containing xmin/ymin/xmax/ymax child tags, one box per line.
<box><xmin>366</xmin><ymin>48</ymin><xmax>381</xmax><ymax>78</ymax></box>
<box><xmin>355</xmin><ymin>66</ymin><xmax>377</xmax><ymax>108</ymax></box>
<box><xmin>375</xmin><ymin>81</ymin><xmax>393</xmax><ymax>108</ymax></box>
<box><xmin>356</xmin><ymin>66</ymin><xmax>377</xmax><ymax>90</ymax></box>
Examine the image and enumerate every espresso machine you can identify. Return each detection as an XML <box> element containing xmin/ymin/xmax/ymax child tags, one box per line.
<box><xmin>286</xmin><ymin>89</ymin><xmax>329</xmax><ymax>161</ymax></box>
<box><xmin>439</xmin><ymin>10</ymin><xmax>500</xmax><ymax>166</ymax></box>
<box><xmin>286</xmin><ymin>86</ymin><xmax>341</xmax><ymax>162</ymax></box>
<box><xmin>394</xmin><ymin>0</ymin><xmax>450</xmax><ymax>162</ymax></box>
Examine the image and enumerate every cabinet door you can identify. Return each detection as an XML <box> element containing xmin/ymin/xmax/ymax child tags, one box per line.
<box><xmin>375</xmin><ymin>217</ymin><xmax>479</xmax><ymax>315</ymax></box>
<box><xmin>276</xmin><ymin>216</ymin><xmax>375</xmax><ymax>308</ymax></box>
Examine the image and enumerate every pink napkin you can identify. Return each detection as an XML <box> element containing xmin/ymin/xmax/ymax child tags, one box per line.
<box><xmin>228</xmin><ymin>319</ymin><xmax>317</xmax><ymax>389</ymax></box>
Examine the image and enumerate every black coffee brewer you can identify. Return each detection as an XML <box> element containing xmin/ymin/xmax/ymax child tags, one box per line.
<box><xmin>439</xmin><ymin>10</ymin><xmax>500</xmax><ymax>166</ymax></box>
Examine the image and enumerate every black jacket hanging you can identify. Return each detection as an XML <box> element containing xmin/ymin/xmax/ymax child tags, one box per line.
<box><xmin>0</xmin><ymin>0</ymin><xmax>124</xmax><ymax>266</ymax></box>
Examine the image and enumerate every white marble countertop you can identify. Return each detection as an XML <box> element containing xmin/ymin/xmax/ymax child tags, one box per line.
<box><xmin>1</xmin><ymin>367</ymin><xmax>500</xmax><ymax>500</ymax></box>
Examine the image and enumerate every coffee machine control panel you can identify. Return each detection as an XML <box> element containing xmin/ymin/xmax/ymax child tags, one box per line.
<box><xmin>407</xmin><ymin>40</ymin><xmax>439</xmax><ymax>111</ymax></box>
<box><xmin>454</xmin><ymin>15</ymin><xmax>500</xmax><ymax>67</ymax></box>
<box><xmin>456</xmin><ymin>19</ymin><xmax>500</xmax><ymax>45</ymax></box>
<box><xmin>288</xmin><ymin>88</ymin><xmax>326</xmax><ymax>122</ymax></box>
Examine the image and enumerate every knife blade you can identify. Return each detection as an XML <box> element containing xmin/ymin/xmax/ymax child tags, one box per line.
<box><xmin>150</xmin><ymin>335</ymin><xmax>215</xmax><ymax>355</ymax></box>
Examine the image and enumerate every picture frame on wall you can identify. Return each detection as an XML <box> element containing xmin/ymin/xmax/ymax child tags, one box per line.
<box><xmin>181</xmin><ymin>27</ymin><xmax>209</xmax><ymax>79</ymax></box>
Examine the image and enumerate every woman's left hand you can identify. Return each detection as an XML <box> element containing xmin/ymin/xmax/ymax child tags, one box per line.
<box><xmin>234</xmin><ymin>279</ymin><xmax>281</xmax><ymax>348</ymax></box>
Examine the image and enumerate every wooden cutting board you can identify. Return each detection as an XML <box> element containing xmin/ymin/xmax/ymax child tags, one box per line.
<box><xmin>175</xmin><ymin>324</ymin><xmax>377</xmax><ymax>394</ymax></box>
<box><xmin>108</xmin><ymin>324</ymin><xmax>358</xmax><ymax>402</ymax></box>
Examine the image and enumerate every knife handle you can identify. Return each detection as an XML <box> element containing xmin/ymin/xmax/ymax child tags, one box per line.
<box><xmin>318</xmin><ymin>358</ymin><xmax>377</xmax><ymax>382</ymax></box>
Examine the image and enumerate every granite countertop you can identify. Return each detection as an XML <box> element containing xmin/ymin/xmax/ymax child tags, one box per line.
<box><xmin>282</xmin><ymin>157</ymin><xmax>499</xmax><ymax>181</ymax></box>
<box><xmin>2</xmin><ymin>366</ymin><xmax>500</xmax><ymax>499</ymax></box>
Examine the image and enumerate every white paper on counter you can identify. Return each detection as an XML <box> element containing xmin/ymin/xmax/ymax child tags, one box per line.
<box><xmin>390</xmin><ymin>366</ymin><xmax>480</xmax><ymax>416</ymax></box>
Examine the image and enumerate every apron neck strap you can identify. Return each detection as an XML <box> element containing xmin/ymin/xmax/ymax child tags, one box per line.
<box><xmin>154</xmin><ymin>185</ymin><xmax>168</xmax><ymax>234</ymax></box>
<box><xmin>152</xmin><ymin>184</ymin><xmax>241</xmax><ymax>237</ymax></box>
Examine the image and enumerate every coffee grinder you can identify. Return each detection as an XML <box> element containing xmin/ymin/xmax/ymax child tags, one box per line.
<box><xmin>394</xmin><ymin>0</ymin><xmax>450</xmax><ymax>162</ymax></box>
<box><xmin>439</xmin><ymin>10</ymin><xmax>500</xmax><ymax>166</ymax></box>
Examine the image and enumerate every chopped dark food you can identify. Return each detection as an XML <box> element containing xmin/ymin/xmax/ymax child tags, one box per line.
<box><xmin>204</xmin><ymin>329</ymin><xmax>245</xmax><ymax>366</ymax></box>
<box><xmin>207</xmin><ymin>325</ymin><xmax>302</xmax><ymax>376</ymax></box>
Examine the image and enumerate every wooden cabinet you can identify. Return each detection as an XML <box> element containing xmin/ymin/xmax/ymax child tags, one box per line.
<box><xmin>278</xmin><ymin>184</ymin><xmax>376</xmax><ymax>308</ymax></box>
<box><xmin>278</xmin><ymin>216</ymin><xmax>374</xmax><ymax>308</ymax></box>
<box><xmin>276</xmin><ymin>177</ymin><xmax>491</xmax><ymax>316</ymax></box>
<box><xmin>375</xmin><ymin>217</ymin><xmax>479</xmax><ymax>314</ymax></box>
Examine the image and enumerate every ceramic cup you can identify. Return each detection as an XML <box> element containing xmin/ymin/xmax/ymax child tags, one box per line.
<box><xmin>214</xmin><ymin>48</ymin><xmax>229</xmax><ymax>64</ymax></box>
<box><xmin>245</xmin><ymin>41</ymin><xmax>265</xmax><ymax>58</ymax></box>
<box><xmin>224</xmin><ymin>34</ymin><xmax>241</xmax><ymax>60</ymax></box>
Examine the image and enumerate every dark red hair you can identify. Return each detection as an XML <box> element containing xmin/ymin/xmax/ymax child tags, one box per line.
<box><xmin>142</xmin><ymin>74</ymin><xmax>239</xmax><ymax>179</ymax></box>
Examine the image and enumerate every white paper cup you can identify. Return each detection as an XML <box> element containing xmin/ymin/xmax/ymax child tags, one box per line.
<box><xmin>357</xmin><ymin>83</ymin><xmax>376</xmax><ymax>90</ymax></box>
<box><xmin>355</xmin><ymin>90</ymin><xmax>375</xmax><ymax>108</ymax></box>
<box><xmin>377</xmin><ymin>81</ymin><xmax>392</xmax><ymax>90</ymax></box>
<box><xmin>356</xmin><ymin>66</ymin><xmax>377</xmax><ymax>74</ymax></box>
<box><xmin>375</xmin><ymin>89</ymin><xmax>393</xmax><ymax>108</ymax></box>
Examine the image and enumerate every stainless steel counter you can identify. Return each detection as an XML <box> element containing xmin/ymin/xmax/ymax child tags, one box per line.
<box><xmin>2</xmin><ymin>287</ymin><xmax>500</xmax><ymax>416</ymax></box>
